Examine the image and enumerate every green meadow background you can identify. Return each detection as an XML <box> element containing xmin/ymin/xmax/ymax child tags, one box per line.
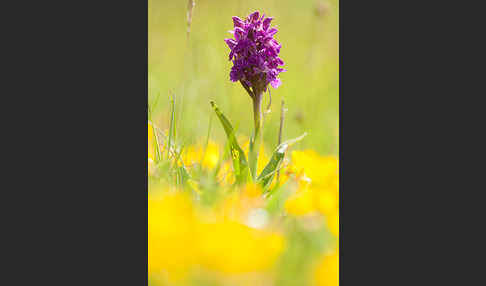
<box><xmin>149</xmin><ymin>0</ymin><xmax>338</xmax><ymax>155</ymax></box>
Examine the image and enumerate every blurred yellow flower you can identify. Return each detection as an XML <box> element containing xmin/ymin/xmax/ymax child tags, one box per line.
<box><xmin>242</xmin><ymin>183</ymin><xmax>262</xmax><ymax>198</ymax></box>
<box><xmin>148</xmin><ymin>186</ymin><xmax>284</xmax><ymax>281</ymax></box>
<box><xmin>217</xmin><ymin>161</ymin><xmax>236</xmax><ymax>186</ymax></box>
<box><xmin>271</xmin><ymin>150</ymin><xmax>339</xmax><ymax>190</ymax></box>
<box><xmin>183</xmin><ymin>140</ymin><xmax>220</xmax><ymax>169</ymax></box>
<box><xmin>284</xmin><ymin>151</ymin><xmax>339</xmax><ymax>238</ymax></box>
<box><xmin>148</xmin><ymin>191</ymin><xmax>198</xmax><ymax>281</ymax></box>
<box><xmin>325</xmin><ymin>212</ymin><xmax>339</xmax><ymax>238</ymax></box>
<box><xmin>316</xmin><ymin>189</ymin><xmax>338</xmax><ymax>215</ymax></box>
<box><xmin>288</xmin><ymin>150</ymin><xmax>338</xmax><ymax>188</ymax></box>
<box><xmin>148</xmin><ymin>158</ymin><xmax>155</xmax><ymax>176</ymax></box>
<box><xmin>198</xmin><ymin>220</ymin><xmax>285</xmax><ymax>274</ymax></box>
<box><xmin>286</xmin><ymin>151</ymin><xmax>338</xmax><ymax>190</ymax></box>
<box><xmin>314</xmin><ymin>250</ymin><xmax>339</xmax><ymax>286</ymax></box>
<box><xmin>285</xmin><ymin>187</ymin><xmax>316</xmax><ymax>216</ymax></box>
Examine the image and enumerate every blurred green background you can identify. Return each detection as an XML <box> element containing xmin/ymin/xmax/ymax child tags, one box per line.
<box><xmin>149</xmin><ymin>0</ymin><xmax>338</xmax><ymax>155</ymax></box>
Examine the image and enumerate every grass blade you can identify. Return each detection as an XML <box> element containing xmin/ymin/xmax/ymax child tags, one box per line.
<box><xmin>210</xmin><ymin>101</ymin><xmax>250</xmax><ymax>184</ymax></box>
<box><xmin>166</xmin><ymin>93</ymin><xmax>176</xmax><ymax>159</ymax></box>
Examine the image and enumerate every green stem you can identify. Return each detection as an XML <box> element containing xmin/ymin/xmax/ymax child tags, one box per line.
<box><xmin>249</xmin><ymin>91</ymin><xmax>263</xmax><ymax>180</ymax></box>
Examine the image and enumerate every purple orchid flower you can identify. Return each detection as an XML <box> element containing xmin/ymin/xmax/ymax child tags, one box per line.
<box><xmin>224</xmin><ymin>11</ymin><xmax>285</xmax><ymax>94</ymax></box>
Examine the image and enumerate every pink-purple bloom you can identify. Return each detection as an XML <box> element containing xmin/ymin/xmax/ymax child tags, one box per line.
<box><xmin>225</xmin><ymin>11</ymin><xmax>285</xmax><ymax>94</ymax></box>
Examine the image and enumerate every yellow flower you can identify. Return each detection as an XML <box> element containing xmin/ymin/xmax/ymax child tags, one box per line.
<box><xmin>325</xmin><ymin>212</ymin><xmax>339</xmax><ymax>238</ymax></box>
<box><xmin>285</xmin><ymin>187</ymin><xmax>316</xmax><ymax>215</ymax></box>
<box><xmin>182</xmin><ymin>140</ymin><xmax>220</xmax><ymax>169</ymax></box>
<box><xmin>149</xmin><ymin>187</ymin><xmax>284</xmax><ymax>280</ymax></box>
<box><xmin>316</xmin><ymin>189</ymin><xmax>339</xmax><ymax>216</ymax></box>
<box><xmin>314</xmin><ymin>250</ymin><xmax>339</xmax><ymax>286</ymax></box>
<box><xmin>148</xmin><ymin>158</ymin><xmax>155</xmax><ymax>176</ymax></box>
<box><xmin>288</xmin><ymin>150</ymin><xmax>338</xmax><ymax>188</ymax></box>
<box><xmin>242</xmin><ymin>183</ymin><xmax>262</xmax><ymax>198</ymax></box>
<box><xmin>203</xmin><ymin>141</ymin><xmax>220</xmax><ymax>168</ymax></box>
<box><xmin>217</xmin><ymin>161</ymin><xmax>236</xmax><ymax>186</ymax></box>
<box><xmin>198</xmin><ymin>220</ymin><xmax>285</xmax><ymax>274</ymax></box>
<box><xmin>148</xmin><ymin>191</ymin><xmax>197</xmax><ymax>281</ymax></box>
<box><xmin>284</xmin><ymin>151</ymin><xmax>339</xmax><ymax>237</ymax></box>
<box><xmin>285</xmin><ymin>186</ymin><xmax>339</xmax><ymax>237</ymax></box>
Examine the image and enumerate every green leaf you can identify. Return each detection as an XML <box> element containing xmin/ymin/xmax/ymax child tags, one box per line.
<box><xmin>210</xmin><ymin>101</ymin><xmax>251</xmax><ymax>184</ymax></box>
<box><xmin>148</xmin><ymin>120</ymin><xmax>161</xmax><ymax>163</ymax></box>
<box><xmin>257</xmin><ymin>133</ymin><xmax>307</xmax><ymax>190</ymax></box>
<box><xmin>166</xmin><ymin>93</ymin><xmax>176</xmax><ymax>159</ymax></box>
<box><xmin>177</xmin><ymin>165</ymin><xmax>191</xmax><ymax>186</ymax></box>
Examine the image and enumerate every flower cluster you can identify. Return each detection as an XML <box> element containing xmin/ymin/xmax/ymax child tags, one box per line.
<box><xmin>225</xmin><ymin>11</ymin><xmax>285</xmax><ymax>93</ymax></box>
<box><xmin>283</xmin><ymin>150</ymin><xmax>339</xmax><ymax>237</ymax></box>
<box><xmin>148</xmin><ymin>189</ymin><xmax>285</xmax><ymax>281</ymax></box>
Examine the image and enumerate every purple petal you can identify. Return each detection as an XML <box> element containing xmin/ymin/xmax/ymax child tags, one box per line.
<box><xmin>270</xmin><ymin>78</ymin><xmax>281</xmax><ymax>89</ymax></box>
<box><xmin>267</xmin><ymin>28</ymin><xmax>278</xmax><ymax>36</ymax></box>
<box><xmin>263</xmin><ymin>17</ymin><xmax>273</xmax><ymax>30</ymax></box>
<box><xmin>248</xmin><ymin>11</ymin><xmax>260</xmax><ymax>22</ymax></box>
<box><xmin>232</xmin><ymin>16</ymin><xmax>245</xmax><ymax>28</ymax></box>
<box><xmin>230</xmin><ymin>70</ymin><xmax>238</xmax><ymax>82</ymax></box>
<box><xmin>234</xmin><ymin>27</ymin><xmax>245</xmax><ymax>40</ymax></box>
<box><xmin>224</xmin><ymin>38</ymin><xmax>237</xmax><ymax>50</ymax></box>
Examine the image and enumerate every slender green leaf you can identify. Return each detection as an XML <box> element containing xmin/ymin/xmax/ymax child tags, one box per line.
<box><xmin>177</xmin><ymin>166</ymin><xmax>191</xmax><ymax>186</ymax></box>
<box><xmin>210</xmin><ymin>101</ymin><xmax>250</xmax><ymax>184</ymax></box>
<box><xmin>166</xmin><ymin>94</ymin><xmax>176</xmax><ymax>159</ymax></box>
<box><xmin>257</xmin><ymin>132</ymin><xmax>307</xmax><ymax>189</ymax></box>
